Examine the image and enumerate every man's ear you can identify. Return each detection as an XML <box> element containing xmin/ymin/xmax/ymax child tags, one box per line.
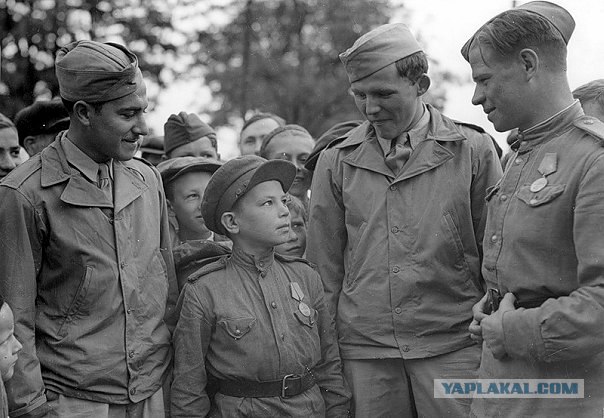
<box><xmin>416</xmin><ymin>75</ymin><xmax>431</xmax><ymax>96</ymax></box>
<box><xmin>23</xmin><ymin>136</ymin><xmax>36</xmax><ymax>154</ymax></box>
<box><xmin>518</xmin><ymin>48</ymin><xmax>539</xmax><ymax>79</ymax></box>
<box><xmin>73</xmin><ymin>101</ymin><xmax>95</xmax><ymax>127</ymax></box>
<box><xmin>221</xmin><ymin>211</ymin><xmax>239</xmax><ymax>235</ymax></box>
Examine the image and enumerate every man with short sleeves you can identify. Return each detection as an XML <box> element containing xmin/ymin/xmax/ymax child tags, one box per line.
<box><xmin>0</xmin><ymin>40</ymin><xmax>177</xmax><ymax>417</ymax></box>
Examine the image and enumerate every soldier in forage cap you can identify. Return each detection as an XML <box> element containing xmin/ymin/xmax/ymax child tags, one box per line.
<box><xmin>462</xmin><ymin>2</ymin><xmax>604</xmax><ymax>417</ymax></box>
<box><xmin>163</xmin><ymin>112</ymin><xmax>219</xmax><ymax>160</ymax></box>
<box><xmin>14</xmin><ymin>99</ymin><xmax>70</xmax><ymax>157</ymax></box>
<box><xmin>0</xmin><ymin>40</ymin><xmax>177</xmax><ymax>417</ymax></box>
<box><xmin>306</xmin><ymin>22</ymin><xmax>502</xmax><ymax>417</ymax></box>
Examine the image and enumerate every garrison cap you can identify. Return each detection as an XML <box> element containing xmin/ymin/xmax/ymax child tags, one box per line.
<box><xmin>517</xmin><ymin>1</ymin><xmax>575</xmax><ymax>45</ymax></box>
<box><xmin>55</xmin><ymin>40</ymin><xmax>140</xmax><ymax>103</ymax></box>
<box><xmin>157</xmin><ymin>156</ymin><xmax>222</xmax><ymax>187</ymax></box>
<box><xmin>14</xmin><ymin>100</ymin><xmax>69</xmax><ymax>147</ymax></box>
<box><xmin>201</xmin><ymin>155</ymin><xmax>296</xmax><ymax>236</ymax></box>
<box><xmin>339</xmin><ymin>23</ymin><xmax>423</xmax><ymax>83</ymax></box>
<box><xmin>259</xmin><ymin>124</ymin><xmax>314</xmax><ymax>157</ymax></box>
<box><xmin>139</xmin><ymin>135</ymin><xmax>164</xmax><ymax>155</ymax></box>
<box><xmin>164</xmin><ymin>112</ymin><xmax>216</xmax><ymax>155</ymax></box>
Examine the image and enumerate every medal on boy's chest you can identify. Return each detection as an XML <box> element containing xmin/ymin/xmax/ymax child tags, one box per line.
<box><xmin>530</xmin><ymin>153</ymin><xmax>557</xmax><ymax>192</ymax></box>
<box><xmin>291</xmin><ymin>282</ymin><xmax>311</xmax><ymax>318</ymax></box>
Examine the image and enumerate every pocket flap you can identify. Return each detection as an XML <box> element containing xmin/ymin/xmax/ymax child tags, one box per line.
<box><xmin>218</xmin><ymin>317</ymin><xmax>256</xmax><ymax>340</ymax></box>
<box><xmin>517</xmin><ymin>184</ymin><xmax>565</xmax><ymax>207</ymax></box>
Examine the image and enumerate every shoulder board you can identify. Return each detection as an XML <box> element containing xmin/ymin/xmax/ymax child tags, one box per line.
<box><xmin>274</xmin><ymin>253</ymin><xmax>317</xmax><ymax>269</ymax></box>
<box><xmin>450</xmin><ymin>119</ymin><xmax>486</xmax><ymax>134</ymax></box>
<box><xmin>187</xmin><ymin>255</ymin><xmax>228</xmax><ymax>283</ymax></box>
<box><xmin>573</xmin><ymin>116</ymin><xmax>604</xmax><ymax>142</ymax></box>
<box><xmin>0</xmin><ymin>156</ymin><xmax>42</xmax><ymax>188</ymax></box>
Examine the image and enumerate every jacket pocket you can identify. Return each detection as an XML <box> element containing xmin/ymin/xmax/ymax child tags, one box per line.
<box><xmin>517</xmin><ymin>184</ymin><xmax>565</xmax><ymax>207</ymax></box>
<box><xmin>57</xmin><ymin>266</ymin><xmax>93</xmax><ymax>338</ymax></box>
<box><xmin>217</xmin><ymin>317</ymin><xmax>256</xmax><ymax>340</ymax></box>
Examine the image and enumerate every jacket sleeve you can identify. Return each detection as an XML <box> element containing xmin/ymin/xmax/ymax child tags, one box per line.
<box><xmin>310</xmin><ymin>271</ymin><xmax>351</xmax><ymax>417</ymax></box>
<box><xmin>0</xmin><ymin>187</ymin><xmax>50</xmax><ymax>417</ymax></box>
<box><xmin>469</xmin><ymin>132</ymin><xmax>504</xmax><ymax>260</ymax></box>
<box><xmin>171</xmin><ymin>283</ymin><xmax>212</xmax><ymax>417</ymax></box>
<box><xmin>306</xmin><ymin>149</ymin><xmax>347</xmax><ymax>319</ymax></box>
<box><xmin>502</xmin><ymin>153</ymin><xmax>604</xmax><ymax>361</ymax></box>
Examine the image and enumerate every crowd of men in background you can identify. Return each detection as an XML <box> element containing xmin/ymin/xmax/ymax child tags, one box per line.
<box><xmin>1</xmin><ymin>1</ymin><xmax>604</xmax><ymax>417</ymax></box>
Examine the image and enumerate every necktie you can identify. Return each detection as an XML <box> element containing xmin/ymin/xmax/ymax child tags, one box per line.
<box><xmin>385</xmin><ymin>135</ymin><xmax>412</xmax><ymax>175</ymax></box>
<box><xmin>97</xmin><ymin>163</ymin><xmax>111</xmax><ymax>190</ymax></box>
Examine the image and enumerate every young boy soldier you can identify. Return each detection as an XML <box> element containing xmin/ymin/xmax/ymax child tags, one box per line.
<box><xmin>171</xmin><ymin>155</ymin><xmax>350</xmax><ymax>417</ymax></box>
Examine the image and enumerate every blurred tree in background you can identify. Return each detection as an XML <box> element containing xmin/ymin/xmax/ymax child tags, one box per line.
<box><xmin>0</xmin><ymin>0</ymin><xmax>180</xmax><ymax>118</ymax></box>
<box><xmin>1</xmin><ymin>0</ymin><xmax>458</xmax><ymax>137</ymax></box>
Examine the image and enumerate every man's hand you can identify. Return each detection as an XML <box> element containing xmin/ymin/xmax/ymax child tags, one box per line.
<box><xmin>469</xmin><ymin>293</ymin><xmax>488</xmax><ymax>344</ymax></box>
<box><xmin>481</xmin><ymin>292</ymin><xmax>517</xmax><ymax>360</ymax></box>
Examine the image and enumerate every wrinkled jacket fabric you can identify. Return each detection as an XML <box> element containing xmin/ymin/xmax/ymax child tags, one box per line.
<box><xmin>471</xmin><ymin>103</ymin><xmax>604</xmax><ymax>417</ymax></box>
<box><xmin>307</xmin><ymin>105</ymin><xmax>502</xmax><ymax>360</ymax></box>
<box><xmin>0</xmin><ymin>138</ymin><xmax>177</xmax><ymax>417</ymax></box>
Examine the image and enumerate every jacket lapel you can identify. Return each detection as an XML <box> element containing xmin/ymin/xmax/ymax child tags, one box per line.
<box><xmin>113</xmin><ymin>161</ymin><xmax>149</xmax><ymax>214</ymax></box>
<box><xmin>339</xmin><ymin>123</ymin><xmax>393</xmax><ymax>177</ymax></box>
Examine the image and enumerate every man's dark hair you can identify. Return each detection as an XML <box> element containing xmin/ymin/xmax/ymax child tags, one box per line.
<box><xmin>573</xmin><ymin>79</ymin><xmax>604</xmax><ymax>108</ymax></box>
<box><xmin>241</xmin><ymin>112</ymin><xmax>286</xmax><ymax>134</ymax></box>
<box><xmin>461</xmin><ymin>10</ymin><xmax>567</xmax><ymax>72</ymax></box>
<box><xmin>394</xmin><ymin>51</ymin><xmax>429</xmax><ymax>83</ymax></box>
<box><xmin>61</xmin><ymin>98</ymin><xmax>104</xmax><ymax>114</ymax></box>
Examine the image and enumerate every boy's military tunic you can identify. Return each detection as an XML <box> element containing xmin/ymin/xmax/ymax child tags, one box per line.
<box><xmin>171</xmin><ymin>246</ymin><xmax>350</xmax><ymax>418</ymax></box>
<box><xmin>472</xmin><ymin>102</ymin><xmax>604</xmax><ymax>417</ymax></box>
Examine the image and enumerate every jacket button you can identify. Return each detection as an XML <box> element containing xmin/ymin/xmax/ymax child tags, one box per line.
<box><xmin>391</xmin><ymin>226</ymin><xmax>399</xmax><ymax>233</ymax></box>
<box><xmin>271</xmin><ymin>301</ymin><xmax>277</xmax><ymax>309</ymax></box>
<box><xmin>127</xmin><ymin>308</ymin><xmax>132</xmax><ymax>314</ymax></box>
<box><xmin>120</xmin><ymin>261</ymin><xmax>127</xmax><ymax>269</ymax></box>
<box><xmin>500</xmin><ymin>194</ymin><xmax>507</xmax><ymax>201</ymax></box>
<box><xmin>392</xmin><ymin>266</ymin><xmax>400</xmax><ymax>273</ymax></box>
<box><xmin>130</xmin><ymin>388</ymin><xmax>136</xmax><ymax>395</ymax></box>
<box><xmin>394</xmin><ymin>307</ymin><xmax>402</xmax><ymax>314</ymax></box>
<box><xmin>129</xmin><ymin>350</ymin><xmax>134</xmax><ymax>358</ymax></box>
<box><xmin>514</xmin><ymin>157</ymin><xmax>522</xmax><ymax>165</ymax></box>
<box><xmin>402</xmin><ymin>345</ymin><xmax>410</xmax><ymax>352</ymax></box>
<box><xmin>389</xmin><ymin>185</ymin><xmax>397</xmax><ymax>191</ymax></box>
<box><xmin>490</xmin><ymin>235</ymin><xmax>498</xmax><ymax>243</ymax></box>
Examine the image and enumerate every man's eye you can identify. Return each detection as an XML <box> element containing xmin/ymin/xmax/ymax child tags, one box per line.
<box><xmin>262</xmin><ymin>200</ymin><xmax>273</xmax><ymax>206</ymax></box>
<box><xmin>353</xmin><ymin>92</ymin><xmax>366</xmax><ymax>99</ymax></box>
<box><xmin>10</xmin><ymin>149</ymin><xmax>20</xmax><ymax>158</ymax></box>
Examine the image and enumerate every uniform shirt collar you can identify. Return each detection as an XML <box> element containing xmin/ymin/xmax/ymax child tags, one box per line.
<box><xmin>61</xmin><ymin>133</ymin><xmax>114</xmax><ymax>182</ymax></box>
<box><xmin>377</xmin><ymin>104</ymin><xmax>430</xmax><ymax>155</ymax></box>
<box><xmin>231</xmin><ymin>244</ymin><xmax>275</xmax><ymax>274</ymax></box>
<box><xmin>517</xmin><ymin>100</ymin><xmax>583</xmax><ymax>150</ymax></box>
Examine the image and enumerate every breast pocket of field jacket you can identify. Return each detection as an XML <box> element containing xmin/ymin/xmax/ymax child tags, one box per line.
<box><xmin>217</xmin><ymin>317</ymin><xmax>256</xmax><ymax>341</ymax></box>
<box><xmin>516</xmin><ymin>184</ymin><xmax>566</xmax><ymax>207</ymax></box>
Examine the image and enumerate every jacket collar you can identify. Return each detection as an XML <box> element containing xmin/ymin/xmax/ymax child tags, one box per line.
<box><xmin>338</xmin><ymin>104</ymin><xmax>461</xmax><ymax>181</ymax></box>
<box><xmin>39</xmin><ymin>138</ymin><xmax>148</xmax><ymax>212</ymax></box>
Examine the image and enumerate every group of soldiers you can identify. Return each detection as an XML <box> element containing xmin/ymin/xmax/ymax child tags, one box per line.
<box><xmin>1</xmin><ymin>1</ymin><xmax>604</xmax><ymax>417</ymax></box>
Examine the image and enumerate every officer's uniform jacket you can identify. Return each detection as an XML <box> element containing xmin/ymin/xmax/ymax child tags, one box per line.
<box><xmin>471</xmin><ymin>102</ymin><xmax>604</xmax><ymax>417</ymax></box>
<box><xmin>307</xmin><ymin>104</ymin><xmax>502</xmax><ymax>360</ymax></box>
<box><xmin>0</xmin><ymin>136</ymin><xmax>177</xmax><ymax>416</ymax></box>
<box><xmin>171</xmin><ymin>246</ymin><xmax>350</xmax><ymax>417</ymax></box>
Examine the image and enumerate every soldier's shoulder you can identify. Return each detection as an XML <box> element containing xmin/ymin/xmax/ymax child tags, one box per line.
<box><xmin>450</xmin><ymin>119</ymin><xmax>487</xmax><ymax>134</ymax></box>
<box><xmin>187</xmin><ymin>255</ymin><xmax>229</xmax><ymax>284</ymax></box>
<box><xmin>0</xmin><ymin>156</ymin><xmax>42</xmax><ymax>189</ymax></box>
<box><xmin>573</xmin><ymin>116</ymin><xmax>604</xmax><ymax>145</ymax></box>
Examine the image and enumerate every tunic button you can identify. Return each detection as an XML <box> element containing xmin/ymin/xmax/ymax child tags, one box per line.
<box><xmin>260</xmin><ymin>272</ymin><xmax>267</xmax><ymax>278</ymax></box>
<box><xmin>530</xmin><ymin>199</ymin><xmax>538</xmax><ymax>205</ymax></box>
<box><xmin>235</xmin><ymin>329</ymin><xmax>241</xmax><ymax>335</ymax></box>
<box><xmin>402</xmin><ymin>345</ymin><xmax>410</xmax><ymax>352</ymax></box>
<box><xmin>389</xmin><ymin>185</ymin><xmax>397</xmax><ymax>191</ymax></box>
<box><xmin>584</xmin><ymin>119</ymin><xmax>594</xmax><ymax>125</ymax></box>
<box><xmin>392</xmin><ymin>266</ymin><xmax>400</xmax><ymax>273</ymax></box>
<box><xmin>271</xmin><ymin>301</ymin><xmax>277</xmax><ymax>309</ymax></box>
<box><xmin>500</xmin><ymin>194</ymin><xmax>507</xmax><ymax>201</ymax></box>
<box><xmin>129</xmin><ymin>350</ymin><xmax>134</xmax><ymax>358</ymax></box>
<box><xmin>130</xmin><ymin>388</ymin><xmax>136</xmax><ymax>395</ymax></box>
<box><xmin>127</xmin><ymin>309</ymin><xmax>132</xmax><ymax>314</ymax></box>
<box><xmin>391</xmin><ymin>226</ymin><xmax>399</xmax><ymax>233</ymax></box>
<box><xmin>394</xmin><ymin>307</ymin><xmax>402</xmax><ymax>314</ymax></box>
<box><xmin>281</xmin><ymin>333</ymin><xmax>285</xmax><ymax>341</ymax></box>
<box><xmin>259</xmin><ymin>262</ymin><xmax>264</xmax><ymax>267</ymax></box>
<box><xmin>120</xmin><ymin>261</ymin><xmax>127</xmax><ymax>269</ymax></box>
<box><xmin>514</xmin><ymin>158</ymin><xmax>522</xmax><ymax>165</ymax></box>
<box><xmin>490</xmin><ymin>235</ymin><xmax>498</xmax><ymax>242</ymax></box>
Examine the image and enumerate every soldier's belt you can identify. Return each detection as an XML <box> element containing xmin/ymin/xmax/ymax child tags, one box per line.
<box><xmin>214</xmin><ymin>369</ymin><xmax>316</xmax><ymax>399</ymax></box>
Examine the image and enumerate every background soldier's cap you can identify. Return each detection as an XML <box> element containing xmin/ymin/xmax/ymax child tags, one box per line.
<box><xmin>157</xmin><ymin>156</ymin><xmax>222</xmax><ymax>187</ymax></box>
<box><xmin>139</xmin><ymin>135</ymin><xmax>164</xmax><ymax>155</ymax></box>
<box><xmin>55</xmin><ymin>40</ymin><xmax>140</xmax><ymax>103</ymax></box>
<box><xmin>14</xmin><ymin>100</ymin><xmax>70</xmax><ymax>147</ymax></box>
<box><xmin>201</xmin><ymin>155</ymin><xmax>296</xmax><ymax>236</ymax></box>
<box><xmin>517</xmin><ymin>1</ymin><xmax>575</xmax><ymax>44</ymax></box>
<box><xmin>305</xmin><ymin>120</ymin><xmax>363</xmax><ymax>171</ymax></box>
<box><xmin>163</xmin><ymin>112</ymin><xmax>216</xmax><ymax>155</ymax></box>
<box><xmin>259</xmin><ymin>124</ymin><xmax>313</xmax><ymax>157</ymax></box>
<box><xmin>339</xmin><ymin>23</ymin><xmax>423</xmax><ymax>83</ymax></box>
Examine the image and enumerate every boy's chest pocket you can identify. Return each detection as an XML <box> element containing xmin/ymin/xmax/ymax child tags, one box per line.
<box><xmin>217</xmin><ymin>317</ymin><xmax>256</xmax><ymax>340</ymax></box>
<box><xmin>517</xmin><ymin>184</ymin><xmax>565</xmax><ymax>207</ymax></box>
